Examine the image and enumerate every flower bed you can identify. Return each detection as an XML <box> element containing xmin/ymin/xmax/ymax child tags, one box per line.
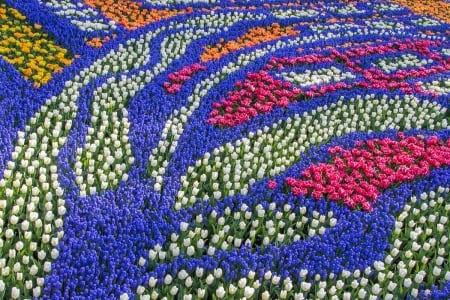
<box><xmin>0</xmin><ymin>0</ymin><xmax>449</xmax><ymax>299</ymax></box>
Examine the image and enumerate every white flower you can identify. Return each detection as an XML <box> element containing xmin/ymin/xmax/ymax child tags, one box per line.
<box><xmin>244</xmin><ymin>286</ymin><xmax>255</xmax><ymax>298</ymax></box>
<box><xmin>300</xmin><ymin>281</ymin><xmax>311</xmax><ymax>291</ymax></box>
<box><xmin>33</xmin><ymin>286</ymin><xmax>41</xmax><ymax>297</ymax></box>
<box><xmin>445</xmin><ymin>271</ymin><xmax>450</xmax><ymax>281</ymax></box>
<box><xmin>164</xmin><ymin>274</ymin><xmax>172</xmax><ymax>285</ymax></box>
<box><xmin>414</xmin><ymin>273</ymin><xmax>424</xmax><ymax>284</ymax></box>
<box><xmin>11</xmin><ymin>287</ymin><xmax>20</xmax><ymax>299</ymax></box>
<box><xmin>197</xmin><ymin>288</ymin><xmax>206</xmax><ymax>298</ymax></box>
<box><xmin>228</xmin><ymin>284</ymin><xmax>237</xmax><ymax>295</ymax></box>
<box><xmin>207</xmin><ymin>246</ymin><xmax>215</xmax><ymax>256</ymax></box>
<box><xmin>403</xmin><ymin>278</ymin><xmax>412</xmax><ymax>288</ymax></box>
<box><xmin>231</xmin><ymin>276</ymin><xmax>246</xmax><ymax>290</ymax></box>
<box><xmin>372</xmin><ymin>283</ymin><xmax>381</xmax><ymax>295</ymax></box>
<box><xmin>299</xmin><ymin>269</ymin><xmax>308</xmax><ymax>278</ymax></box>
<box><xmin>272</xmin><ymin>275</ymin><xmax>280</xmax><ymax>285</ymax></box>
<box><xmin>148</xmin><ymin>250</ymin><xmax>157</xmax><ymax>260</ymax></box>
<box><xmin>433</xmin><ymin>266</ymin><xmax>441</xmax><ymax>276</ymax></box>
<box><xmin>148</xmin><ymin>277</ymin><xmax>157</xmax><ymax>288</ymax></box>
<box><xmin>120</xmin><ymin>293</ymin><xmax>129</xmax><ymax>300</ymax></box>
<box><xmin>261</xmin><ymin>291</ymin><xmax>270</xmax><ymax>300</ymax></box>
<box><xmin>214</xmin><ymin>268</ymin><xmax>223</xmax><ymax>278</ymax></box>
<box><xmin>387</xmin><ymin>281</ymin><xmax>397</xmax><ymax>291</ymax></box>
<box><xmin>169</xmin><ymin>286</ymin><xmax>178</xmax><ymax>296</ymax></box>
<box><xmin>206</xmin><ymin>274</ymin><xmax>214</xmax><ymax>285</ymax></box>
<box><xmin>215</xmin><ymin>286</ymin><xmax>225</xmax><ymax>298</ymax></box>
<box><xmin>43</xmin><ymin>261</ymin><xmax>52</xmax><ymax>272</ymax></box>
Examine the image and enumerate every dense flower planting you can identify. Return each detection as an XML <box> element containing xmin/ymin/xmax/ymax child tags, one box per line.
<box><xmin>0</xmin><ymin>0</ymin><xmax>449</xmax><ymax>299</ymax></box>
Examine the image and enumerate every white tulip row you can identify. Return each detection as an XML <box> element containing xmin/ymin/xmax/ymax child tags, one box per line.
<box><xmin>148</xmin><ymin>202</ymin><xmax>335</xmax><ymax>263</ymax></box>
<box><xmin>421</xmin><ymin>78</ymin><xmax>450</xmax><ymax>95</ymax></box>
<box><xmin>366</xmin><ymin>20</ymin><xmax>405</xmax><ymax>31</ymax></box>
<box><xmin>39</xmin><ymin>0</ymin><xmax>117</xmax><ymax>32</ymax></box>
<box><xmin>280</xmin><ymin>66</ymin><xmax>355</xmax><ymax>87</ymax></box>
<box><xmin>310</xmin><ymin>23</ymin><xmax>361</xmax><ymax>33</ymax></box>
<box><xmin>144</xmin><ymin>0</ymin><xmax>217</xmax><ymax>5</ymax></box>
<box><xmin>177</xmin><ymin>94</ymin><xmax>447</xmax><ymax>207</ymax></box>
<box><xmin>75</xmin><ymin>76</ymin><xmax>136</xmax><ymax>196</ymax></box>
<box><xmin>271</xmin><ymin>8</ymin><xmax>319</xmax><ymax>19</ymax></box>
<box><xmin>375</xmin><ymin>54</ymin><xmax>432</xmax><ymax>74</ymax></box>
<box><xmin>0</xmin><ymin>78</ymin><xmax>80</xmax><ymax>297</ymax></box>
<box><xmin>412</xmin><ymin>16</ymin><xmax>443</xmax><ymax>27</ymax></box>
<box><xmin>328</xmin><ymin>4</ymin><xmax>366</xmax><ymax>15</ymax></box>
<box><xmin>370</xmin><ymin>3</ymin><xmax>403</xmax><ymax>12</ymax></box>
<box><xmin>171</xmin><ymin>11</ymin><xmax>263</xmax><ymax>30</ymax></box>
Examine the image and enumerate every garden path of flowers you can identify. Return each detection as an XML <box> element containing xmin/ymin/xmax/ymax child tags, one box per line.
<box><xmin>0</xmin><ymin>0</ymin><xmax>449</xmax><ymax>299</ymax></box>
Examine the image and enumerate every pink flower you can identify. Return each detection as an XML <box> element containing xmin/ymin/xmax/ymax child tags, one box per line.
<box><xmin>284</xmin><ymin>136</ymin><xmax>450</xmax><ymax>211</ymax></box>
<box><xmin>268</xmin><ymin>180</ymin><xmax>277</xmax><ymax>189</ymax></box>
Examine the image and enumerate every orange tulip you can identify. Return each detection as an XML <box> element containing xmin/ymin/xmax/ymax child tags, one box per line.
<box><xmin>391</xmin><ymin>0</ymin><xmax>450</xmax><ymax>22</ymax></box>
<box><xmin>201</xmin><ymin>23</ymin><xmax>299</xmax><ymax>62</ymax></box>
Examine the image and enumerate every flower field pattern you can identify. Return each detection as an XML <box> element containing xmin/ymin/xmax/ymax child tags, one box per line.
<box><xmin>0</xmin><ymin>0</ymin><xmax>449</xmax><ymax>299</ymax></box>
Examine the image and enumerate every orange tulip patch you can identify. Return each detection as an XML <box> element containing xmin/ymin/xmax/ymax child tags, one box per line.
<box><xmin>201</xmin><ymin>23</ymin><xmax>300</xmax><ymax>62</ymax></box>
<box><xmin>85</xmin><ymin>34</ymin><xmax>117</xmax><ymax>48</ymax></box>
<box><xmin>84</xmin><ymin>0</ymin><xmax>192</xmax><ymax>30</ymax></box>
<box><xmin>391</xmin><ymin>0</ymin><xmax>450</xmax><ymax>22</ymax></box>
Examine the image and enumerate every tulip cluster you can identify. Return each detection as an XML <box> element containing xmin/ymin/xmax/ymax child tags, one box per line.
<box><xmin>413</xmin><ymin>16</ymin><xmax>445</xmax><ymax>27</ymax></box>
<box><xmin>0</xmin><ymin>84</ymin><xmax>78</xmax><ymax>299</ymax></box>
<box><xmin>421</xmin><ymin>77</ymin><xmax>450</xmax><ymax>96</ymax></box>
<box><xmin>286</xmin><ymin>135</ymin><xmax>450</xmax><ymax>211</ymax></box>
<box><xmin>164</xmin><ymin>63</ymin><xmax>206</xmax><ymax>94</ymax></box>
<box><xmin>148</xmin><ymin>9</ymin><xmax>444</xmax><ymax>188</ymax></box>
<box><xmin>280</xmin><ymin>66</ymin><xmax>355</xmax><ymax>86</ymax></box>
<box><xmin>149</xmin><ymin>202</ymin><xmax>335</xmax><ymax>263</ymax></box>
<box><xmin>369</xmin><ymin>2</ymin><xmax>404</xmax><ymax>12</ymax></box>
<box><xmin>328</xmin><ymin>4</ymin><xmax>366</xmax><ymax>15</ymax></box>
<box><xmin>375</xmin><ymin>53</ymin><xmax>432</xmax><ymax>74</ymax></box>
<box><xmin>74</xmin><ymin>76</ymin><xmax>135</xmax><ymax>196</ymax></box>
<box><xmin>271</xmin><ymin>8</ymin><xmax>319</xmax><ymax>19</ymax></box>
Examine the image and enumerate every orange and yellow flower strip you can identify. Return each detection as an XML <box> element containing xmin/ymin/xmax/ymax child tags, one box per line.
<box><xmin>201</xmin><ymin>23</ymin><xmax>300</xmax><ymax>62</ymax></box>
<box><xmin>84</xmin><ymin>0</ymin><xmax>192</xmax><ymax>30</ymax></box>
<box><xmin>391</xmin><ymin>0</ymin><xmax>450</xmax><ymax>22</ymax></box>
<box><xmin>0</xmin><ymin>2</ymin><xmax>73</xmax><ymax>86</ymax></box>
